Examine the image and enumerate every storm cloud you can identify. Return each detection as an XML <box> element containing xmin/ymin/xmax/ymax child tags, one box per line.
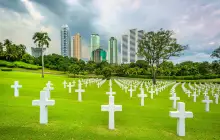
<box><xmin>0</xmin><ymin>0</ymin><xmax>219</xmax><ymax>62</ymax></box>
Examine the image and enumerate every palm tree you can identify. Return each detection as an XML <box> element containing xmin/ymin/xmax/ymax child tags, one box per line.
<box><xmin>3</xmin><ymin>39</ymin><xmax>12</xmax><ymax>47</ymax></box>
<box><xmin>211</xmin><ymin>46</ymin><xmax>220</xmax><ymax>60</ymax></box>
<box><xmin>32</xmin><ymin>32</ymin><xmax>51</xmax><ymax>78</ymax></box>
<box><xmin>4</xmin><ymin>39</ymin><xmax>13</xmax><ymax>61</ymax></box>
<box><xmin>0</xmin><ymin>42</ymin><xmax>3</xmax><ymax>59</ymax></box>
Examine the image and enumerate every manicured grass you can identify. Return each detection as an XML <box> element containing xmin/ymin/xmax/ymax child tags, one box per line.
<box><xmin>0</xmin><ymin>71</ymin><xmax>219</xmax><ymax>140</ymax></box>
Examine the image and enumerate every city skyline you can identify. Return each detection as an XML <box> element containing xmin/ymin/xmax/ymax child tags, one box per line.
<box><xmin>0</xmin><ymin>0</ymin><xmax>219</xmax><ymax>63</ymax></box>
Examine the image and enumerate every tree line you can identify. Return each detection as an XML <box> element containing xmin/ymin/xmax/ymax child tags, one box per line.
<box><xmin>0</xmin><ymin>29</ymin><xmax>219</xmax><ymax>82</ymax></box>
<box><xmin>0</xmin><ymin>39</ymin><xmax>219</xmax><ymax>78</ymax></box>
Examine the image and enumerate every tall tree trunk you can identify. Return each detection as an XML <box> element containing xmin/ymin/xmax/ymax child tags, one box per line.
<box><xmin>152</xmin><ymin>67</ymin><xmax>156</xmax><ymax>85</ymax></box>
<box><xmin>41</xmin><ymin>47</ymin><xmax>44</xmax><ymax>78</ymax></box>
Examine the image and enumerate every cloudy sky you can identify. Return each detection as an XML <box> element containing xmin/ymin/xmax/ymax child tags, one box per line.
<box><xmin>0</xmin><ymin>0</ymin><xmax>219</xmax><ymax>63</ymax></box>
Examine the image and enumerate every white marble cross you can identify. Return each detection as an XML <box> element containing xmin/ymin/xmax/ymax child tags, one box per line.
<box><xmin>124</xmin><ymin>86</ymin><xmax>128</xmax><ymax>93</ymax></box>
<box><xmin>214</xmin><ymin>94</ymin><xmax>219</xmax><ymax>104</ymax></box>
<box><xmin>72</xmin><ymin>80</ymin><xmax>76</xmax><ymax>87</ymax></box>
<box><xmin>46</xmin><ymin>81</ymin><xmax>53</xmax><ymax>88</ymax></box>
<box><xmin>202</xmin><ymin>96</ymin><xmax>213</xmax><ymax>112</ymax></box>
<box><xmin>145</xmin><ymin>85</ymin><xmax>149</xmax><ymax>91</ymax></box>
<box><xmin>67</xmin><ymin>82</ymin><xmax>74</xmax><ymax>93</ymax></box>
<box><xmin>169</xmin><ymin>102</ymin><xmax>193</xmax><ymax>136</ymax></box>
<box><xmin>63</xmin><ymin>80</ymin><xmax>67</xmax><ymax>88</ymax></box>
<box><xmin>32</xmin><ymin>91</ymin><xmax>55</xmax><ymax>124</ymax></box>
<box><xmin>75</xmin><ymin>81</ymin><xmax>85</xmax><ymax>102</ymax></box>
<box><xmin>97</xmin><ymin>82</ymin><xmax>100</xmax><ymax>88</ymax></box>
<box><xmin>198</xmin><ymin>88</ymin><xmax>201</xmax><ymax>95</ymax></box>
<box><xmin>192</xmin><ymin>91</ymin><xmax>198</xmax><ymax>102</ymax></box>
<box><xmin>109</xmin><ymin>79</ymin><xmax>112</xmax><ymax>87</ymax></box>
<box><xmin>128</xmin><ymin>86</ymin><xmax>134</xmax><ymax>98</ymax></box>
<box><xmin>138</xmin><ymin>88</ymin><xmax>147</xmax><ymax>106</ymax></box>
<box><xmin>187</xmin><ymin>90</ymin><xmax>191</xmax><ymax>98</ymax></box>
<box><xmin>155</xmin><ymin>88</ymin><xmax>159</xmax><ymax>95</ymax></box>
<box><xmin>106</xmin><ymin>87</ymin><xmax>116</xmax><ymax>96</ymax></box>
<box><xmin>43</xmin><ymin>85</ymin><xmax>54</xmax><ymax>99</ymax></box>
<box><xmin>169</xmin><ymin>93</ymin><xmax>180</xmax><ymax>109</ymax></box>
<box><xmin>101</xmin><ymin>96</ymin><xmax>122</xmax><ymax>130</ymax></box>
<box><xmin>203</xmin><ymin>91</ymin><xmax>208</xmax><ymax>97</ymax></box>
<box><xmin>149</xmin><ymin>88</ymin><xmax>155</xmax><ymax>99</ymax></box>
<box><xmin>85</xmin><ymin>81</ymin><xmax>88</xmax><ymax>87</ymax></box>
<box><xmin>11</xmin><ymin>81</ymin><xmax>22</xmax><ymax>97</ymax></box>
<box><xmin>134</xmin><ymin>85</ymin><xmax>137</xmax><ymax>91</ymax></box>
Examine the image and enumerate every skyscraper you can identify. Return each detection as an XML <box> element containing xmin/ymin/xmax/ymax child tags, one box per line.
<box><xmin>121</xmin><ymin>29</ymin><xmax>145</xmax><ymax>63</ymax></box>
<box><xmin>61</xmin><ymin>24</ymin><xmax>71</xmax><ymax>57</ymax></box>
<box><xmin>108</xmin><ymin>37</ymin><xmax>118</xmax><ymax>64</ymax></box>
<box><xmin>129</xmin><ymin>29</ymin><xmax>137</xmax><ymax>62</ymax></box>
<box><xmin>73</xmin><ymin>33</ymin><xmax>81</xmax><ymax>60</ymax></box>
<box><xmin>31</xmin><ymin>47</ymin><xmax>46</xmax><ymax>58</ymax></box>
<box><xmin>92</xmin><ymin>48</ymin><xmax>106</xmax><ymax>63</ymax></box>
<box><xmin>121</xmin><ymin>35</ymin><xmax>129</xmax><ymax>64</ymax></box>
<box><xmin>137</xmin><ymin>30</ymin><xmax>145</xmax><ymax>60</ymax></box>
<box><xmin>90</xmin><ymin>34</ymin><xmax>100</xmax><ymax>60</ymax></box>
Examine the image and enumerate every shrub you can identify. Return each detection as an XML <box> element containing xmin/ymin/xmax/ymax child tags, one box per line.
<box><xmin>1</xmin><ymin>68</ymin><xmax>12</xmax><ymax>71</ymax></box>
<box><xmin>13</xmin><ymin>61</ymin><xmax>42</xmax><ymax>70</ymax></box>
<box><xmin>102</xmin><ymin>67</ymin><xmax>112</xmax><ymax>80</ymax></box>
<box><xmin>0</xmin><ymin>60</ymin><xmax>15</xmax><ymax>68</ymax></box>
<box><xmin>68</xmin><ymin>74</ymin><xmax>103</xmax><ymax>79</ymax></box>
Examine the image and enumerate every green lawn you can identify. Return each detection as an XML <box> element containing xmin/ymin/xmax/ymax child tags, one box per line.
<box><xmin>0</xmin><ymin>71</ymin><xmax>219</xmax><ymax>140</ymax></box>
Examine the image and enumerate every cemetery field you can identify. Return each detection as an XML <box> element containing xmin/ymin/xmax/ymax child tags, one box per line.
<box><xmin>0</xmin><ymin>71</ymin><xmax>220</xmax><ymax>140</ymax></box>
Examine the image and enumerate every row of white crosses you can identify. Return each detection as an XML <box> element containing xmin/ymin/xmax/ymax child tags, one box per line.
<box><xmin>170</xmin><ymin>82</ymin><xmax>220</xmax><ymax>137</ymax></box>
<box><xmin>169</xmin><ymin>83</ymin><xmax>181</xmax><ymax>109</ymax></box>
<box><xmin>101</xmin><ymin>79</ymin><xmax>122</xmax><ymax>130</ymax></box>
<box><xmin>182</xmin><ymin>83</ymin><xmax>219</xmax><ymax>111</ymax></box>
<box><xmin>169</xmin><ymin>82</ymin><xmax>193</xmax><ymax>137</ymax></box>
<box><xmin>97</xmin><ymin>79</ymin><xmax>106</xmax><ymax>88</ymax></box>
<box><xmin>63</xmin><ymin>80</ymin><xmax>86</xmax><ymax>102</ymax></box>
<box><xmin>114</xmin><ymin>79</ymin><xmax>176</xmax><ymax>107</ymax></box>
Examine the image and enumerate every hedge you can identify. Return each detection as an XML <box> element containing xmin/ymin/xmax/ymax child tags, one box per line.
<box><xmin>114</xmin><ymin>74</ymin><xmax>220</xmax><ymax>80</ymax></box>
<box><xmin>1</xmin><ymin>68</ymin><xmax>12</xmax><ymax>71</ymax></box>
<box><xmin>0</xmin><ymin>60</ymin><xmax>15</xmax><ymax>68</ymax></box>
<box><xmin>0</xmin><ymin>60</ymin><xmax>41</xmax><ymax>70</ymax></box>
<box><xmin>176</xmin><ymin>80</ymin><xmax>220</xmax><ymax>84</ymax></box>
<box><xmin>13</xmin><ymin>61</ymin><xmax>41</xmax><ymax>70</ymax></box>
<box><xmin>68</xmin><ymin>74</ymin><xmax>103</xmax><ymax>79</ymax></box>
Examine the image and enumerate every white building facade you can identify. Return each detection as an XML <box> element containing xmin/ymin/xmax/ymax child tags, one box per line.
<box><xmin>121</xmin><ymin>29</ymin><xmax>145</xmax><ymax>64</ymax></box>
<box><xmin>61</xmin><ymin>24</ymin><xmax>71</xmax><ymax>57</ymax></box>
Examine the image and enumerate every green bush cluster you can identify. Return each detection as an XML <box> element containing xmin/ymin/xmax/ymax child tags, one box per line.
<box><xmin>13</xmin><ymin>61</ymin><xmax>41</xmax><ymax>70</ymax></box>
<box><xmin>0</xmin><ymin>60</ymin><xmax>41</xmax><ymax>70</ymax></box>
<box><xmin>68</xmin><ymin>74</ymin><xmax>103</xmax><ymax>79</ymax></box>
<box><xmin>1</xmin><ymin>68</ymin><xmax>12</xmax><ymax>71</ymax></box>
<box><xmin>176</xmin><ymin>80</ymin><xmax>220</xmax><ymax>84</ymax></box>
<box><xmin>116</xmin><ymin>74</ymin><xmax>220</xmax><ymax>80</ymax></box>
<box><xmin>0</xmin><ymin>60</ymin><xmax>15</xmax><ymax>68</ymax></box>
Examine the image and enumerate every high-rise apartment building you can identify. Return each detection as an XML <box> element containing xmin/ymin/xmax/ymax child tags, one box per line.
<box><xmin>121</xmin><ymin>29</ymin><xmax>145</xmax><ymax>63</ymax></box>
<box><xmin>92</xmin><ymin>48</ymin><xmax>106</xmax><ymax>63</ymax></box>
<box><xmin>137</xmin><ymin>30</ymin><xmax>145</xmax><ymax>60</ymax></box>
<box><xmin>90</xmin><ymin>34</ymin><xmax>100</xmax><ymax>60</ymax></box>
<box><xmin>121</xmin><ymin>35</ymin><xmax>129</xmax><ymax>63</ymax></box>
<box><xmin>61</xmin><ymin>24</ymin><xmax>71</xmax><ymax>57</ymax></box>
<box><xmin>108</xmin><ymin>37</ymin><xmax>118</xmax><ymax>64</ymax></box>
<box><xmin>31</xmin><ymin>47</ymin><xmax>46</xmax><ymax>57</ymax></box>
<box><xmin>129</xmin><ymin>29</ymin><xmax>137</xmax><ymax>62</ymax></box>
<box><xmin>73</xmin><ymin>33</ymin><xmax>81</xmax><ymax>60</ymax></box>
